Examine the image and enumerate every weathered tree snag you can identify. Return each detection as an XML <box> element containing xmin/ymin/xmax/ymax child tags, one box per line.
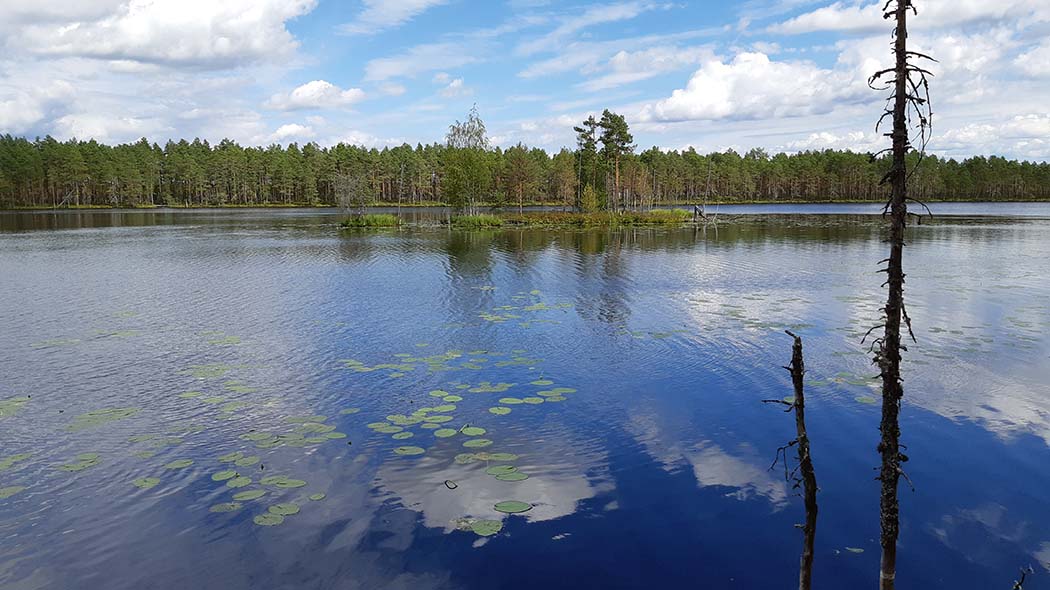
<box><xmin>763</xmin><ymin>330</ymin><xmax>818</xmax><ymax>590</ymax></box>
<box><xmin>1012</xmin><ymin>566</ymin><xmax>1034</xmax><ymax>590</ymax></box>
<box><xmin>866</xmin><ymin>2</ymin><xmax>934</xmax><ymax>587</ymax></box>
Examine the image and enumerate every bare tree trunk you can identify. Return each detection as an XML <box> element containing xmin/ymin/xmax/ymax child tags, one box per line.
<box><xmin>876</xmin><ymin>3</ymin><xmax>910</xmax><ymax>588</ymax></box>
<box><xmin>786</xmin><ymin>331</ymin><xmax>818</xmax><ymax>590</ymax></box>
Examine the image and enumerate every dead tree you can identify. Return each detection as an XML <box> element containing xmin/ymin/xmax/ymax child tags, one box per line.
<box><xmin>763</xmin><ymin>331</ymin><xmax>819</xmax><ymax>590</ymax></box>
<box><xmin>866</xmin><ymin>1</ymin><xmax>934</xmax><ymax>588</ymax></box>
<box><xmin>1012</xmin><ymin>566</ymin><xmax>1034</xmax><ymax>590</ymax></box>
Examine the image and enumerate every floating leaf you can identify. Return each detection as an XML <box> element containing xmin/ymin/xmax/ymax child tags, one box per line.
<box><xmin>325</xmin><ymin>432</ymin><xmax>348</xmax><ymax>439</ymax></box>
<box><xmin>420</xmin><ymin>423</ymin><xmax>441</xmax><ymax>430</ymax></box>
<box><xmin>234</xmin><ymin>490</ymin><xmax>268</xmax><ymax>501</ymax></box>
<box><xmin>486</xmin><ymin>453</ymin><xmax>519</xmax><ymax>461</ymax></box>
<box><xmin>268</xmin><ymin>503</ymin><xmax>300</xmax><ymax>516</ymax></box>
<box><xmin>496</xmin><ymin>472</ymin><xmax>529</xmax><ymax>482</ymax></box>
<box><xmin>226</xmin><ymin>476</ymin><xmax>252</xmax><ymax>488</ymax></box>
<box><xmin>57</xmin><ymin>453</ymin><xmax>102</xmax><ymax>472</ymax></box>
<box><xmin>522</xmin><ymin>397</ymin><xmax>544</xmax><ymax>405</ymax></box>
<box><xmin>543</xmin><ymin>396</ymin><xmax>567</xmax><ymax>402</ymax></box>
<box><xmin>486</xmin><ymin>465</ymin><xmax>517</xmax><ymax>476</ymax></box>
<box><xmin>442</xmin><ymin>395</ymin><xmax>463</xmax><ymax>403</ymax></box>
<box><xmin>498</xmin><ymin>397</ymin><xmax>524</xmax><ymax>405</ymax></box>
<box><xmin>429</xmin><ymin>390</ymin><xmax>449</xmax><ymax>398</ymax></box>
<box><xmin>212</xmin><ymin>470</ymin><xmax>238</xmax><ymax>482</ymax></box>
<box><xmin>286</xmin><ymin>415</ymin><xmax>327</xmax><ymax>424</ymax></box>
<box><xmin>309</xmin><ymin>493</ymin><xmax>326</xmax><ymax>501</ymax></box>
<box><xmin>489</xmin><ymin>407</ymin><xmax>511</xmax><ymax>415</ymax></box>
<box><xmin>275</xmin><ymin>478</ymin><xmax>306</xmax><ymax>489</ymax></box>
<box><xmin>339</xmin><ymin>408</ymin><xmax>361</xmax><ymax>415</ymax></box>
<box><xmin>177</xmin><ymin>391</ymin><xmax>203</xmax><ymax>399</ymax></box>
<box><xmin>164</xmin><ymin>459</ymin><xmax>194</xmax><ymax>470</ymax></box>
<box><xmin>67</xmin><ymin>407</ymin><xmax>140</xmax><ymax>432</ymax></box>
<box><xmin>855</xmin><ymin>396</ymin><xmax>877</xmax><ymax>405</ymax></box>
<box><xmin>235</xmin><ymin>456</ymin><xmax>260</xmax><ymax>467</ymax></box>
<box><xmin>0</xmin><ymin>486</ymin><xmax>26</xmax><ymax>499</ymax></box>
<box><xmin>494</xmin><ymin>501</ymin><xmax>532</xmax><ymax>514</ymax></box>
<box><xmin>219</xmin><ymin>451</ymin><xmax>245</xmax><ymax>463</ymax></box>
<box><xmin>392</xmin><ymin>432</ymin><xmax>414</xmax><ymax>440</ymax></box>
<box><xmin>454</xmin><ymin>453</ymin><xmax>477</xmax><ymax>464</ymax></box>
<box><xmin>433</xmin><ymin>404</ymin><xmax>457</xmax><ymax>412</ymax></box>
<box><xmin>434</xmin><ymin>429</ymin><xmax>457</xmax><ymax>438</ymax></box>
<box><xmin>0</xmin><ymin>453</ymin><xmax>32</xmax><ymax>472</ymax></box>
<box><xmin>254</xmin><ymin>513</ymin><xmax>284</xmax><ymax>526</ymax></box>
<box><xmin>210</xmin><ymin>502</ymin><xmax>242</xmax><ymax>513</ymax></box>
<box><xmin>471</xmin><ymin>520</ymin><xmax>503</xmax><ymax>537</ymax></box>
<box><xmin>394</xmin><ymin>446</ymin><xmax>425</xmax><ymax>456</ymax></box>
<box><xmin>530</xmin><ymin>380</ymin><xmax>553</xmax><ymax>386</ymax></box>
<box><xmin>845</xmin><ymin>547</ymin><xmax>865</xmax><ymax>554</ymax></box>
<box><xmin>133</xmin><ymin>450</ymin><xmax>156</xmax><ymax>459</ymax></box>
<box><xmin>132</xmin><ymin>477</ymin><xmax>160</xmax><ymax>489</ymax></box>
<box><xmin>460</xmin><ymin>427</ymin><xmax>486</xmax><ymax>436</ymax></box>
<box><xmin>463</xmin><ymin>439</ymin><xmax>493</xmax><ymax>449</ymax></box>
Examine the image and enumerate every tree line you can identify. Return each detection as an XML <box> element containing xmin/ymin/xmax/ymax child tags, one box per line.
<box><xmin>1</xmin><ymin>119</ymin><xmax>1047</xmax><ymax>210</ymax></box>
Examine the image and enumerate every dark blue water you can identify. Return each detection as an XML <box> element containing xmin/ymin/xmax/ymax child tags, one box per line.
<box><xmin>1</xmin><ymin>206</ymin><xmax>1048</xmax><ymax>589</ymax></box>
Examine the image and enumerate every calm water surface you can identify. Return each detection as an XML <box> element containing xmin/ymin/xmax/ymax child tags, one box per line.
<box><xmin>1</xmin><ymin>205</ymin><xmax>1048</xmax><ymax>589</ymax></box>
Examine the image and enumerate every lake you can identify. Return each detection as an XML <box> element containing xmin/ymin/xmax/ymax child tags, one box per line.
<box><xmin>1</xmin><ymin>203</ymin><xmax>1048</xmax><ymax>589</ymax></box>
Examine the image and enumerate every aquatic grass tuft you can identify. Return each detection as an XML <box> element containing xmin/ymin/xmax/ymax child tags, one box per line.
<box><xmin>341</xmin><ymin>214</ymin><xmax>401</xmax><ymax>228</ymax></box>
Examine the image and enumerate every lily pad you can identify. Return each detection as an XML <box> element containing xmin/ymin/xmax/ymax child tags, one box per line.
<box><xmin>268</xmin><ymin>503</ymin><xmax>300</xmax><ymax>516</ymax></box>
<box><xmin>375</xmin><ymin>425</ymin><xmax>404</xmax><ymax>434</ymax></box>
<box><xmin>133</xmin><ymin>450</ymin><xmax>156</xmax><ymax>459</ymax></box>
<box><xmin>177</xmin><ymin>391</ymin><xmax>203</xmax><ymax>399</ymax></box>
<box><xmin>485</xmin><ymin>453</ymin><xmax>520</xmax><ymax>461</ymax></box>
<box><xmin>309</xmin><ymin>493</ymin><xmax>326</xmax><ymax>501</ymax></box>
<box><xmin>530</xmin><ymin>380</ymin><xmax>554</xmax><ymax>386</ymax></box>
<box><xmin>429</xmin><ymin>390</ymin><xmax>450</xmax><ymax>398</ymax></box>
<box><xmin>212</xmin><ymin>470</ymin><xmax>238</xmax><ymax>482</ymax></box>
<box><xmin>855</xmin><ymin>396</ymin><xmax>877</xmax><ymax>405</ymax></box>
<box><xmin>210</xmin><ymin>502</ymin><xmax>242</xmax><ymax>513</ymax></box>
<box><xmin>235</xmin><ymin>456</ymin><xmax>260</xmax><ymax>467</ymax></box>
<box><xmin>420</xmin><ymin>423</ymin><xmax>441</xmax><ymax>430</ymax></box>
<box><xmin>275</xmin><ymin>478</ymin><xmax>306</xmax><ymax>489</ymax></box>
<box><xmin>233</xmin><ymin>490</ymin><xmax>268</xmax><ymax>501</ymax></box>
<box><xmin>57</xmin><ymin>453</ymin><xmax>102</xmax><ymax>472</ymax></box>
<box><xmin>392</xmin><ymin>432</ymin><xmax>414</xmax><ymax>440</ymax></box>
<box><xmin>339</xmin><ymin>408</ymin><xmax>361</xmax><ymax>415</ymax></box>
<box><xmin>522</xmin><ymin>397</ymin><xmax>544</xmax><ymax>405</ymax></box>
<box><xmin>460</xmin><ymin>426</ymin><xmax>486</xmax><ymax>436</ymax></box>
<box><xmin>442</xmin><ymin>395</ymin><xmax>463</xmax><ymax>403</ymax></box>
<box><xmin>543</xmin><ymin>395</ymin><xmax>567</xmax><ymax>402</ymax></box>
<box><xmin>227</xmin><ymin>476</ymin><xmax>252</xmax><ymax>488</ymax></box>
<box><xmin>394</xmin><ymin>446</ymin><xmax>426</xmax><ymax>456</ymax></box>
<box><xmin>0</xmin><ymin>453</ymin><xmax>32</xmax><ymax>472</ymax></box>
<box><xmin>132</xmin><ymin>477</ymin><xmax>160</xmax><ymax>489</ymax></box>
<box><xmin>434</xmin><ymin>429</ymin><xmax>457</xmax><ymax>438</ymax></box>
<box><xmin>486</xmin><ymin>465</ymin><xmax>517</xmax><ymax>476</ymax></box>
<box><xmin>164</xmin><ymin>459</ymin><xmax>194</xmax><ymax>470</ymax></box>
<box><xmin>489</xmin><ymin>407</ymin><xmax>511</xmax><ymax>415</ymax></box>
<box><xmin>496</xmin><ymin>472</ymin><xmax>529</xmax><ymax>482</ymax></box>
<box><xmin>494</xmin><ymin>500</ymin><xmax>532</xmax><ymax>514</ymax></box>
<box><xmin>67</xmin><ymin>407</ymin><xmax>140</xmax><ymax>432</ymax></box>
<box><xmin>471</xmin><ymin>520</ymin><xmax>503</xmax><ymax>537</ymax></box>
<box><xmin>0</xmin><ymin>486</ymin><xmax>26</xmax><ymax>499</ymax></box>
<box><xmin>463</xmin><ymin>439</ymin><xmax>493</xmax><ymax>449</ymax></box>
<box><xmin>254</xmin><ymin>513</ymin><xmax>284</xmax><ymax>526</ymax></box>
<box><xmin>219</xmin><ymin>451</ymin><xmax>246</xmax><ymax>462</ymax></box>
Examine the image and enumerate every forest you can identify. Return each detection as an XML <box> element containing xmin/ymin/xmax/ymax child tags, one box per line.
<box><xmin>1</xmin><ymin>114</ymin><xmax>1048</xmax><ymax>210</ymax></box>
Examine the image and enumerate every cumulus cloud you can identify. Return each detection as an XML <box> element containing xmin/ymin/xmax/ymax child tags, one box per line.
<box><xmin>639</xmin><ymin>52</ymin><xmax>869</xmax><ymax>122</ymax></box>
<box><xmin>1014</xmin><ymin>40</ymin><xmax>1050</xmax><ymax>77</ymax></box>
<box><xmin>339</xmin><ymin>0</ymin><xmax>448</xmax><ymax>35</ymax></box>
<box><xmin>53</xmin><ymin>113</ymin><xmax>170</xmax><ymax>142</ymax></box>
<box><xmin>938</xmin><ymin>114</ymin><xmax>1050</xmax><ymax>159</ymax></box>
<box><xmin>266</xmin><ymin>123</ymin><xmax>315</xmax><ymax>143</ymax></box>
<box><xmin>265</xmin><ymin>80</ymin><xmax>365</xmax><ymax>111</ymax></box>
<box><xmin>769</xmin><ymin>0</ymin><xmax>1049</xmax><ymax>35</ymax></box>
<box><xmin>439</xmin><ymin>78</ymin><xmax>471</xmax><ymax>98</ymax></box>
<box><xmin>10</xmin><ymin>0</ymin><xmax>317</xmax><ymax>68</ymax></box>
<box><xmin>0</xmin><ymin>81</ymin><xmax>75</xmax><ymax>133</ymax></box>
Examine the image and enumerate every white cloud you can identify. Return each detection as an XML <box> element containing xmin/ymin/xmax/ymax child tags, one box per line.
<box><xmin>0</xmin><ymin>81</ymin><xmax>75</xmax><ymax>133</ymax></box>
<box><xmin>783</xmin><ymin>130</ymin><xmax>884</xmax><ymax>152</ymax></box>
<box><xmin>266</xmin><ymin>123</ymin><xmax>315</xmax><ymax>143</ymax></box>
<box><xmin>339</xmin><ymin>0</ymin><xmax>448</xmax><ymax>35</ymax></box>
<box><xmin>639</xmin><ymin>52</ymin><xmax>869</xmax><ymax>122</ymax></box>
<box><xmin>265</xmin><ymin>80</ymin><xmax>365</xmax><ymax>111</ymax></box>
<box><xmin>364</xmin><ymin>42</ymin><xmax>483</xmax><ymax>81</ymax></box>
<box><xmin>516</xmin><ymin>1</ymin><xmax>672</xmax><ymax>56</ymax></box>
<box><xmin>378</xmin><ymin>83</ymin><xmax>407</xmax><ymax>96</ymax></box>
<box><xmin>439</xmin><ymin>78</ymin><xmax>471</xmax><ymax>97</ymax></box>
<box><xmin>577</xmin><ymin>45</ymin><xmax>714</xmax><ymax>92</ymax></box>
<box><xmin>1015</xmin><ymin>40</ymin><xmax>1050</xmax><ymax>77</ymax></box>
<box><xmin>938</xmin><ymin>114</ymin><xmax>1050</xmax><ymax>159</ymax></box>
<box><xmin>10</xmin><ymin>0</ymin><xmax>317</xmax><ymax>68</ymax></box>
<box><xmin>53</xmin><ymin>113</ymin><xmax>169</xmax><ymax>142</ymax></box>
<box><xmin>769</xmin><ymin>0</ymin><xmax>1049</xmax><ymax>35</ymax></box>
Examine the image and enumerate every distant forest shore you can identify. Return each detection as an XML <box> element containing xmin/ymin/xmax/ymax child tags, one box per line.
<box><xmin>2</xmin><ymin>132</ymin><xmax>1048</xmax><ymax>210</ymax></box>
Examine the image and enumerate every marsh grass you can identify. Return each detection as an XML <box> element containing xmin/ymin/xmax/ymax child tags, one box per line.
<box><xmin>341</xmin><ymin>214</ymin><xmax>401</xmax><ymax>228</ymax></box>
<box><xmin>451</xmin><ymin>214</ymin><xmax>504</xmax><ymax>228</ymax></box>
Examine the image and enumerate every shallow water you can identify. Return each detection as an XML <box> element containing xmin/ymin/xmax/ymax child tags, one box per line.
<box><xmin>1</xmin><ymin>205</ymin><xmax>1048</xmax><ymax>589</ymax></box>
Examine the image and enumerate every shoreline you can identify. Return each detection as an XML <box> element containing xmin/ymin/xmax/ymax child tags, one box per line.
<box><xmin>4</xmin><ymin>198</ymin><xmax>1050</xmax><ymax>212</ymax></box>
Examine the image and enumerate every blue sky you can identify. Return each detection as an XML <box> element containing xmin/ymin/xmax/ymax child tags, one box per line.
<box><xmin>0</xmin><ymin>0</ymin><xmax>1047</xmax><ymax>160</ymax></box>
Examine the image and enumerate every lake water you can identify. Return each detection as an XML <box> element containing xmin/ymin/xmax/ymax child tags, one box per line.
<box><xmin>1</xmin><ymin>204</ymin><xmax>1048</xmax><ymax>589</ymax></box>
